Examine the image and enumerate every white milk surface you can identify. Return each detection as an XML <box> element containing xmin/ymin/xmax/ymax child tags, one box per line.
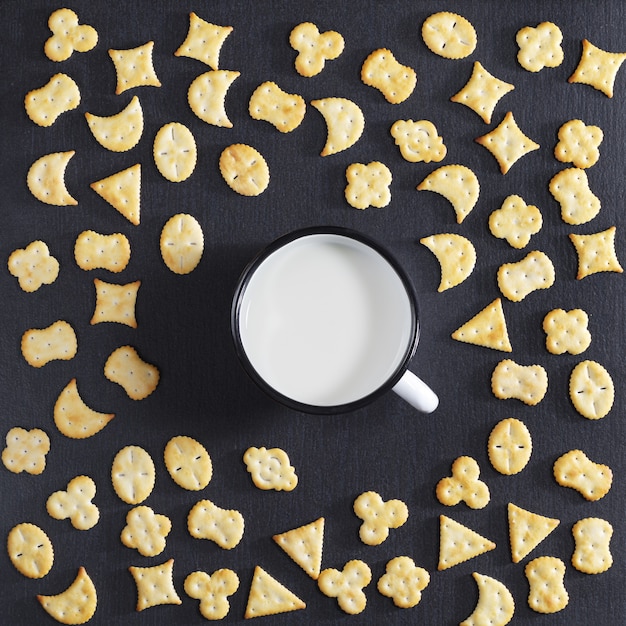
<box><xmin>238</xmin><ymin>234</ymin><xmax>414</xmax><ymax>406</ymax></box>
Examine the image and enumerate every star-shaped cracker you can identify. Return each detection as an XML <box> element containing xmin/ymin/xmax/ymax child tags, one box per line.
<box><xmin>554</xmin><ymin>119</ymin><xmax>603</xmax><ymax>168</ymax></box>
<box><xmin>516</xmin><ymin>22</ymin><xmax>564</xmax><ymax>72</ymax></box>
<box><xmin>44</xmin><ymin>8</ymin><xmax>98</xmax><ymax>62</ymax></box>
<box><xmin>569</xmin><ymin>39</ymin><xmax>626</xmax><ymax>98</ymax></box>
<box><xmin>175</xmin><ymin>12</ymin><xmax>233</xmax><ymax>69</ymax></box>
<box><xmin>129</xmin><ymin>559</ymin><xmax>182</xmax><ymax>611</ymax></box>
<box><xmin>109</xmin><ymin>41</ymin><xmax>161</xmax><ymax>95</ymax></box>
<box><xmin>489</xmin><ymin>195</ymin><xmax>542</xmax><ymax>248</ymax></box>
<box><xmin>8</xmin><ymin>240</ymin><xmax>59</xmax><ymax>292</ymax></box>
<box><xmin>569</xmin><ymin>227</ymin><xmax>623</xmax><ymax>279</ymax></box>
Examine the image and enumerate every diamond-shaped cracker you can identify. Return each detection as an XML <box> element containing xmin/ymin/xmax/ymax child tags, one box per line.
<box><xmin>109</xmin><ymin>41</ymin><xmax>161</xmax><ymax>95</ymax></box>
<box><xmin>569</xmin><ymin>39</ymin><xmax>626</xmax><ymax>98</ymax></box>
<box><xmin>420</xmin><ymin>233</ymin><xmax>476</xmax><ymax>292</ymax></box>
<box><xmin>508</xmin><ymin>503</ymin><xmax>559</xmax><ymax>563</ymax></box>
<box><xmin>91</xmin><ymin>278</ymin><xmax>140</xmax><ymax>328</ymax></box>
<box><xmin>438</xmin><ymin>515</ymin><xmax>496</xmax><ymax>570</ymax></box>
<box><xmin>452</xmin><ymin>298</ymin><xmax>512</xmax><ymax>352</ymax></box>
<box><xmin>451</xmin><ymin>61</ymin><xmax>514</xmax><ymax>124</ymax></box>
<box><xmin>90</xmin><ymin>164</ymin><xmax>141</xmax><ymax>225</ymax></box>
<box><xmin>273</xmin><ymin>517</ymin><xmax>324</xmax><ymax>579</ymax></box>
<box><xmin>569</xmin><ymin>226</ymin><xmax>623</xmax><ymax>279</ymax></box>
<box><xmin>244</xmin><ymin>566</ymin><xmax>305</xmax><ymax>618</ymax></box>
<box><xmin>476</xmin><ymin>111</ymin><xmax>540</xmax><ymax>174</ymax></box>
<box><xmin>175</xmin><ymin>12</ymin><xmax>233</xmax><ymax>69</ymax></box>
<box><xmin>129</xmin><ymin>559</ymin><xmax>182</xmax><ymax>611</ymax></box>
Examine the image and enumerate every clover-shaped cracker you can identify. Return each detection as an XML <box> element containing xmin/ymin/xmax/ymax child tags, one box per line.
<box><xmin>243</xmin><ymin>446</ymin><xmax>297</xmax><ymax>491</ymax></box>
<box><xmin>345</xmin><ymin>161</ymin><xmax>392</xmax><ymax>210</ymax></box>
<box><xmin>185</xmin><ymin>569</ymin><xmax>239</xmax><ymax>620</ymax></box>
<box><xmin>46</xmin><ymin>475</ymin><xmax>99</xmax><ymax>530</ymax></box>
<box><xmin>377</xmin><ymin>556</ymin><xmax>430</xmax><ymax>609</ymax></box>
<box><xmin>516</xmin><ymin>22</ymin><xmax>564</xmax><ymax>72</ymax></box>
<box><xmin>489</xmin><ymin>195</ymin><xmax>542</xmax><ymax>249</ymax></box>
<box><xmin>390</xmin><ymin>120</ymin><xmax>446</xmax><ymax>163</ymax></box>
<box><xmin>44</xmin><ymin>8</ymin><xmax>98</xmax><ymax>62</ymax></box>
<box><xmin>8</xmin><ymin>240</ymin><xmax>59</xmax><ymax>293</ymax></box>
<box><xmin>569</xmin><ymin>39</ymin><xmax>626</xmax><ymax>98</ymax></box>
<box><xmin>187</xmin><ymin>499</ymin><xmax>245</xmax><ymax>549</ymax></box>
<box><xmin>289</xmin><ymin>22</ymin><xmax>344</xmax><ymax>77</ymax></box>
<box><xmin>2</xmin><ymin>427</ymin><xmax>50</xmax><ymax>475</ymax></box>
<box><xmin>549</xmin><ymin>168</ymin><xmax>601</xmax><ymax>225</ymax></box>
<box><xmin>569</xmin><ymin>227</ymin><xmax>623</xmax><ymax>279</ymax></box>
<box><xmin>353</xmin><ymin>491</ymin><xmax>408</xmax><ymax>546</ymax></box>
<box><xmin>554</xmin><ymin>120</ymin><xmax>603</xmax><ymax>168</ymax></box>
<box><xmin>436</xmin><ymin>456</ymin><xmax>490</xmax><ymax>509</ymax></box>
<box><xmin>121</xmin><ymin>506</ymin><xmax>172</xmax><ymax>557</ymax></box>
<box><xmin>318</xmin><ymin>560</ymin><xmax>371</xmax><ymax>615</ymax></box>
<box><xmin>543</xmin><ymin>309</ymin><xmax>591</xmax><ymax>355</ymax></box>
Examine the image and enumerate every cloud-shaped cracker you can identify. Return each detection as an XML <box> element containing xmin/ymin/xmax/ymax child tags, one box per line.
<box><xmin>243</xmin><ymin>446</ymin><xmax>298</xmax><ymax>491</ymax></box>
<box><xmin>377</xmin><ymin>556</ymin><xmax>430</xmax><ymax>609</ymax></box>
<box><xmin>489</xmin><ymin>194</ymin><xmax>542</xmax><ymax>249</ymax></box>
<box><xmin>554</xmin><ymin>120</ymin><xmax>603</xmax><ymax>169</ymax></box>
<box><xmin>516</xmin><ymin>22</ymin><xmax>564</xmax><ymax>72</ymax></box>
<box><xmin>8</xmin><ymin>240</ymin><xmax>59</xmax><ymax>292</ymax></box>
<box><xmin>345</xmin><ymin>161</ymin><xmax>392</xmax><ymax>210</ymax></box>
<box><xmin>2</xmin><ymin>427</ymin><xmax>50</xmax><ymax>475</ymax></box>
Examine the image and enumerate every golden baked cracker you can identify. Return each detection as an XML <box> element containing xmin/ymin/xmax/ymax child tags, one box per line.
<box><xmin>353</xmin><ymin>491</ymin><xmax>408</xmax><ymax>546</ymax></box>
<box><xmin>129</xmin><ymin>559</ymin><xmax>182</xmax><ymax>611</ymax></box>
<box><xmin>569</xmin><ymin>39</ymin><xmax>626</xmax><ymax>97</ymax></box>
<box><xmin>460</xmin><ymin>573</ymin><xmax>515</xmax><ymax>626</ymax></box>
<box><xmin>543</xmin><ymin>308</ymin><xmax>591</xmax><ymax>355</ymax></box>
<box><xmin>153</xmin><ymin>122</ymin><xmax>197</xmax><ymax>182</ymax></box>
<box><xmin>569</xmin><ymin>360</ymin><xmax>614</xmax><ymax>419</ymax></box>
<box><xmin>109</xmin><ymin>41</ymin><xmax>161</xmax><ymax>94</ymax></box>
<box><xmin>85</xmin><ymin>96</ymin><xmax>143</xmax><ymax>152</ymax></box>
<box><xmin>46</xmin><ymin>475</ymin><xmax>99</xmax><ymax>531</ymax></box>
<box><xmin>377</xmin><ymin>556</ymin><xmax>430</xmax><ymax>609</ymax></box>
<box><xmin>25</xmin><ymin>73</ymin><xmax>80</xmax><ymax>127</ymax></box>
<box><xmin>390</xmin><ymin>119</ymin><xmax>446</xmax><ymax>163</ymax></box>
<box><xmin>508</xmin><ymin>503</ymin><xmax>559</xmax><ymax>563</ymax></box>
<box><xmin>164</xmin><ymin>435</ymin><xmax>212</xmax><ymax>491</ymax></box>
<box><xmin>491</xmin><ymin>359</ymin><xmax>548</xmax><ymax>406</ymax></box>
<box><xmin>318</xmin><ymin>560</ymin><xmax>371</xmax><ymax>615</ymax></box>
<box><xmin>21</xmin><ymin>320</ymin><xmax>77</xmax><ymax>368</ymax></box>
<box><xmin>104</xmin><ymin>345</ymin><xmax>159</xmax><ymax>400</ymax></box>
<box><xmin>475</xmin><ymin>111</ymin><xmax>540</xmax><ymax>174</ymax></box>
<box><xmin>219</xmin><ymin>143</ymin><xmax>269</xmax><ymax>196</ymax></box>
<box><xmin>452</xmin><ymin>298</ymin><xmax>512</xmax><ymax>352</ymax></box>
<box><xmin>438</xmin><ymin>515</ymin><xmax>496</xmax><ymax>571</ymax></box>
<box><xmin>421</xmin><ymin>12</ymin><xmax>477</xmax><ymax>59</ymax></box>
<box><xmin>160</xmin><ymin>213</ymin><xmax>204</xmax><ymax>275</ymax></box>
<box><xmin>250</xmin><ymin>82</ymin><xmax>306</xmax><ymax>133</ymax></box>
<box><xmin>497</xmin><ymin>250</ymin><xmax>555</xmax><ymax>302</ymax></box>
<box><xmin>345</xmin><ymin>161</ymin><xmax>392</xmax><ymax>209</ymax></box>
<box><xmin>549</xmin><ymin>168</ymin><xmax>601</xmax><ymax>224</ymax></box>
<box><xmin>111</xmin><ymin>445</ymin><xmax>156</xmax><ymax>505</ymax></box>
<box><xmin>525</xmin><ymin>556</ymin><xmax>568</xmax><ymax>614</ymax></box>
<box><xmin>8</xmin><ymin>523</ymin><xmax>54</xmax><ymax>579</ymax></box>
<box><xmin>44</xmin><ymin>8</ymin><xmax>97</xmax><ymax>62</ymax></box>
<box><xmin>91</xmin><ymin>278</ymin><xmax>140</xmax><ymax>328</ymax></box>
<box><xmin>188</xmin><ymin>70</ymin><xmax>240</xmax><ymax>128</ymax></box>
<box><xmin>245</xmin><ymin>566</ymin><xmax>306</xmax><ymax>618</ymax></box>
<box><xmin>569</xmin><ymin>226</ymin><xmax>623</xmax><ymax>279</ymax></box>
<box><xmin>289</xmin><ymin>22</ymin><xmax>344</xmax><ymax>77</ymax></box>
<box><xmin>436</xmin><ymin>456</ymin><xmax>490</xmax><ymax>509</ymax></box>
<box><xmin>553</xmin><ymin>449</ymin><xmax>612</xmax><ymax>501</ymax></box>
<box><xmin>554</xmin><ymin>119</ymin><xmax>603</xmax><ymax>168</ymax></box>
<box><xmin>175</xmin><ymin>12</ymin><xmax>233</xmax><ymax>69</ymax></box>
<box><xmin>8</xmin><ymin>240</ymin><xmax>59</xmax><ymax>292</ymax></box>
<box><xmin>27</xmin><ymin>151</ymin><xmax>77</xmax><ymax>206</ymax></box>
<box><xmin>121</xmin><ymin>505</ymin><xmax>172</xmax><ymax>557</ymax></box>
<box><xmin>516</xmin><ymin>22</ymin><xmax>564</xmax><ymax>72</ymax></box>
<box><xmin>451</xmin><ymin>61</ymin><xmax>514</xmax><ymax>124</ymax></box>
<box><xmin>420</xmin><ymin>233</ymin><xmax>476</xmax><ymax>291</ymax></box>
<box><xmin>571</xmin><ymin>517</ymin><xmax>613</xmax><ymax>574</ymax></box>
<box><xmin>310</xmin><ymin>97</ymin><xmax>364</xmax><ymax>156</ymax></box>
<box><xmin>74</xmin><ymin>230</ymin><xmax>131</xmax><ymax>273</ymax></box>
<box><xmin>273</xmin><ymin>517</ymin><xmax>325</xmax><ymax>580</ymax></box>
<box><xmin>488</xmin><ymin>195</ymin><xmax>542</xmax><ymax>249</ymax></box>
<box><xmin>2</xmin><ymin>427</ymin><xmax>50</xmax><ymax>475</ymax></box>
<box><xmin>185</xmin><ymin>569</ymin><xmax>239</xmax><ymax>620</ymax></box>
<box><xmin>54</xmin><ymin>378</ymin><xmax>114</xmax><ymax>439</ymax></box>
<box><xmin>187</xmin><ymin>499</ymin><xmax>245</xmax><ymax>549</ymax></box>
<box><xmin>417</xmin><ymin>164</ymin><xmax>480</xmax><ymax>223</ymax></box>
<box><xmin>243</xmin><ymin>446</ymin><xmax>297</xmax><ymax>491</ymax></box>
<box><xmin>37</xmin><ymin>567</ymin><xmax>97</xmax><ymax>624</ymax></box>
<box><xmin>90</xmin><ymin>164</ymin><xmax>141</xmax><ymax>225</ymax></box>
<box><xmin>361</xmin><ymin>48</ymin><xmax>416</xmax><ymax>103</ymax></box>
<box><xmin>488</xmin><ymin>418</ymin><xmax>532</xmax><ymax>475</ymax></box>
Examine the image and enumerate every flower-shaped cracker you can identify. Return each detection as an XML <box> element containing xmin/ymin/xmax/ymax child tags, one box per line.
<box><xmin>318</xmin><ymin>560</ymin><xmax>371</xmax><ymax>615</ymax></box>
<box><xmin>390</xmin><ymin>120</ymin><xmax>446</xmax><ymax>163</ymax></box>
<box><xmin>436</xmin><ymin>456</ymin><xmax>490</xmax><ymax>509</ymax></box>
<box><xmin>185</xmin><ymin>569</ymin><xmax>239</xmax><ymax>620</ymax></box>
<box><xmin>554</xmin><ymin>120</ymin><xmax>603</xmax><ymax>169</ymax></box>
<box><xmin>46</xmin><ymin>475</ymin><xmax>99</xmax><ymax>530</ymax></box>
<box><xmin>121</xmin><ymin>506</ymin><xmax>172</xmax><ymax>557</ymax></box>
<box><xmin>345</xmin><ymin>161</ymin><xmax>392</xmax><ymax>210</ymax></box>
<box><xmin>516</xmin><ymin>22</ymin><xmax>564</xmax><ymax>72</ymax></box>
<box><xmin>489</xmin><ymin>194</ymin><xmax>542</xmax><ymax>249</ymax></box>
<box><xmin>289</xmin><ymin>22</ymin><xmax>344</xmax><ymax>77</ymax></box>
<box><xmin>243</xmin><ymin>446</ymin><xmax>297</xmax><ymax>491</ymax></box>
<box><xmin>353</xmin><ymin>491</ymin><xmax>408</xmax><ymax>546</ymax></box>
<box><xmin>377</xmin><ymin>556</ymin><xmax>430</xmax><ymax>609</ymax></box>
<box><xmin>8</xmin><ymin>241</ymin><xmax>59</xmax><ymax>292</ymax></box>
<box><xmin>543</xmin><ymin>309</ymin><xmax>591</xmax><ymax>355</ymax></box>
<box><xmin>44</xmin><ymin>8</ymin><xmax>98</xmax><ymax>62</ymax></box>
<box><xmin>2</xmin><ymin>427</ymin><xmax>50</xmax><ymax>475</ymax></box>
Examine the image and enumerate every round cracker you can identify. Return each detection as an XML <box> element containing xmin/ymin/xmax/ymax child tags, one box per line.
<box><xmin>164</xmin><ymin>435</ymin><xmax>212</xmax><ymax>491</ymax></box>
<box><xmin>8</xmin><ymin>522</ymin><xmax>54</xmax><ymax>579</ymax></box>
<box><xmin>159</xmin><ymin>213</ymin><xmax>204</xmax><ymax>275</ymax></box>
<box><xmin>422</xmin><ymin>12</ymin><xmax>477</xmax><ymax>59</ymax></box>
<box><xmin>219</xmin><ymin>143</ymin><xmax>269</xmax><ymax>196</ymax></box>
<box><xmin>488</xmin><ymin>417</ymin><xmax>532</xmax><ymax>475</ymax></box>
<box><xmin>111</xmin><ymin>445</ymin><xmax>155</xmax><ymax>504</ymax></box>
<box><xmin>153</xmin><ymin>122</ymin><xmax>197</xmax><ymax>182</ymax></box>
<box><xmin>569</xmin><ymin>360</ymin><xmax>614</xmax><ymax>419</ymax></box>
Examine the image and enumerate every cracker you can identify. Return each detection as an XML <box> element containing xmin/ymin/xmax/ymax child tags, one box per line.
<box><xmin>91</xmin><ymin>278</ymin><xmax>140</xmax><ymax>328</ymax></box>
<box><xmin>111</xmin><ymin>445</ymin><xmax>156</xmax><ymax>505</ymax></box>
<box><xmin>46</xmin><ymin>475</ymin><xmax>99</xmax><ymax>531</ymax></box>
<box><xmin>451</xmin><ymin>298</ymin><xmax>512</xmax><ymax>352</ymax></box>
<box><xmin>475</xmin><ymin>111</ymin><xmax>540</xmax><ymax>174</ymax></box>
<box><xmin>569</xmin><ymin>360</ymin><xmax>614</xmax><ymax>420</ymax></box>
<box><xmin>390</xmin><ymin>119</ymin><xmax>446</xmax><ymax>163</ymax></box>
<box><xmin>488</xmin><ymin>194</ymin><xmax>542</xmax><ymax>249</ymax></box>
<box><xmin>345</xmin><ymin>161</ymin><xmax>392</xmax><ymax>209</ymax></box>
<box><xmin>516</xmin><ymin>22</ymin><xmax>564</xmax><ymax>72</ymax></box>
<box><xmin>21</xmin><ymin>320</ymin><xmax>77</xmax><ymax>368</ymax></box>
<box><xmin>153</xmin><ymin>122</ymin><xmax>197</xmax><ymax>182</ymax></box>
<box><xmin>569</xmin><ymin>227</ymin><xmax>623</xmax><ymax>279</ymax></box>
<box><xmin>188</xmin><ymin>499</ymin><xmax>245</xmax><ymax>549</ymax></box>
<box><xmin>353</xmin><ymin>491</ymin><xmax>408</xmax><ymax>546</ymax></box>
<box><xmin>104</xmin><ymin>345</ymin><xmax>159</xmax><ymax>400</ymax></box>
<box><xmin>310</xmin><ymin>97</ymin><xmax>364</xmax><ymax>156</ymax></box>
<box><xmin>121</xmin><ymin>505</ymin><xmax>172</xmax><ymax>557</ymax></box>
<box><xmin>25</xmin><ymin>73</ymin><xmax>80</xmax><ymax>127</ymax></box>
<box><xmin>497</xmin><ymin>250</ymin><xmax>555</xmax><ymax>302</ymax></box>
<box><xmin>289</xmin><ymin>22</ymin><xmax>344</xmax><ymax>77</ymax></box>
<box><xmin>568</xmin><ymin>39</ymin><xmax>626</xmax><ymax>97</ymax></box>
<box><xmin>85</xmin><ymin>95</ymin><xmax>143</xmax><ymax>152</ymax></box>
<box><xmin>44</xmin><ymin>8</ymin><xmax>97</xmax><ymax>62</ymax></box>
<box><xmin>417</xmin><ymin>164</ymin><xmax>480</xmax><ymax>224</ymax></box>
<box><xmin>554</xmin><ymin>119</ymin><xmax>603</xmax><ymax>168</ymax></box>
<box><xmin>245</xmin><ymin>565</ymin><xmax>306</xmax><ymax>618</ymax></box>
<box><xmin>421</xmin><ymin>12</ymin><xmax>477</xmax><ymax>59</ymax></box>
<box><xmin>219</xmin><ymin>143</ymin><xmax>269</xmax><ymax>196</ymax></box>
<box><xmin>460</xmin><ymin>573</ymin><xmax>515</xmax><ymax>626</ymax></box>
<box><xmin>159</xmin><ymin>213</ymin><xmax>204</xmax><ymax>275</ymax></box>
<box><xmin>438</xmin><ymin>515</ymin><xmax>496</xmax><ymax>571</ymax></box>
<box><xmin>273</xmin><ymin>517</ymin><xmax>324</xmax><ymax>580</ymax></box>
<box><xmin>436</xmin><ymin>456</ymin><xmax>490</xmax><ymax>509</ymax></box>
<box><xmin>164</xmin><ymin>435</ymin><xmax>212</xmax><ymax>491</ymax></box>
<box><xmin>508</xmin><ymin>503</ymin><xmax>559</xmax><ymax>563</ymax></box>
<box><xmin>571</xmin><ymin>517</ymin><xmax>613</xmax><ymax>574</ymax></box>
<box><xmin>543</xmin><ymin>308</ymin><xmax>591</xmax><ymax>355</ymax></box>
<box><xmin>2</xmin><ymin>427</ymin><xmax>50</xmax><ymax>475</ymax></box>
<box><xmin>54</xmin><ymin>378</ymin><xmax>115</xmax><ymax>439</ymax></box>
<box><xmin>491</xmin><ymin>359</ymin><xmax>548</xmax><ymax>406</ymax></box>
<box><xmin>175</xmin><ymin>12</ymin><xmax>233</xmax><ymax>69</ymax></box>
<box><xmin>185</xmin><ymin>569</ymin><xmax>239</xmax><ymax>620</ymax></box>
<box><xmin>74</xmin><ymin>230</ymin><xmax>131</xmax><ymax>273</ymax></box>
<box><xmin>27</xmin><ymin>151</ymin><xmax>77</xmax><ymax>206</ymax></box>
<box><xmin>377</xmin><ymin>556</ymin><xmax>430</xmax><ymax>609</ymax></box>
<box><xmin>109</xmin><ymin>41</ymin><xmax>161</xmax><ymax>95</ymax></box>
<box><xmin>37</xmin><ymin>567</ymin><xmax>97</xmax><ymax>624</ymax></box>
<box><xmin>129</xmin><ymin>559</ymin><xmax>182</xmax><ymax>611</ymax></box>
<box><xmin>451</xmin><ymin>61</ymin><xmax>515</xmax><ymax>124</ymax></box>
<box><xmin>549</xmin><ymin>168</ymin><xmax>601</xmax><ymax>225</ymax></box>
<box><xmin>361</xmin><ymin>48</ymin><xmax>416</xmax><ymax>103</ymax></box>
<box><xmin>420</xmin><ymin>233</ymin><xmax>476</xmax><ymax>291</ymax></box>
<box><xmin>187</xmin><ymin>70</ymin><xmax>240</xmax><ymax>128</ymax></box>
<box><xmin>317</xmin><ymin>560</ymin><xmax>371</xmax><ymax>615</ymax></box>
<box><xmin>525</xmin><ymin>556</ymin><xmax>568</xmax><ymax>614</ymax></box>
<box><xmin>7</xmin><ymin>522</ymin><xmax>54</xmax><ymax>579</ymax></box>
<box><xmin>243</xmin><ymin>446</ymin><xmax>297</xmax><ymax>491</ymax></box>
<box><xmin>90</xmin><ymin>163</ymin><xmax>141</xmax><ymax>225</ymax></box>
<box><xmin>250</xmin><ymin>82</ymin><xmax>306</xmax><ymax>133</ymax></box>
<box><xmin>8</xmin><ymin>240</ymin><xmax>59</xmax><ymax>293</ymax></box>
<box><xmin>488</xmin><ymin>418</ymin><xmax>532</xmax><ymax>475</ymax></box>
<box><xmin>553</xmin><ymin>449</ymin><xmax>612</xmax><ymax>501</ymax></box>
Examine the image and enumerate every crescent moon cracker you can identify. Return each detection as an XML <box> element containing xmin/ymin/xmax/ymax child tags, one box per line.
<box><xmin>187</xmin><ymin>70</ymin><xmax>240</xmax><ymax>128</ymax></box>
<box><xmin>37</xmin><ymin>566</ymin><xmax>97</xmax><ymax>624</ymax></box>
<box><xmin>460</xmin><ymin>572</ymin><xmax>515</xmax><ymax>626</ymax></box>
<box><xmin>85</xmin><ymin>95</ymin><xmax>143</xmax><ymax>152</ymax></box>
<box><xmin>27</xmin><ymin>151</ymin><xmax>77</xmax><ymax>206</ymax></box>
<box><xmin>310</xmin><ymin>97</ymin><xmax>364</xmax><ymax>156</ymax></box>
<box><xmin>420</xmin><ymin>233</ymin><xmax>476</xmax><ymax>291</ymax></box>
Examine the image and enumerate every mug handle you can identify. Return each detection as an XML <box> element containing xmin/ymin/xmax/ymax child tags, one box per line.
<box><xmin>392</xmin><ymin>371</ymin><xmax>439</xmax><ymax>413</ymax></box>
